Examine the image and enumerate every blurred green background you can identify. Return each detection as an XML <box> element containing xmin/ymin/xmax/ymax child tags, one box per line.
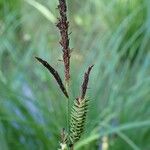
<box><xmin>0</xmin><ymin>0</ymin><xmax>150</xmax><ymax>150</ymax></box>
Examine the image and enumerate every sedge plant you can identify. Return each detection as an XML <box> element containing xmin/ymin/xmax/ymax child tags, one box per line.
<box><xmin>35</xmin><ymin>0</ymin><xmax>93</xmax><ymax>149</ymax></box>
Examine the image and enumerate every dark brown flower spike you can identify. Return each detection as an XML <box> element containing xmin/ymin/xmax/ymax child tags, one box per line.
<box><xmin>56</xmin><ymin>0</ymin><xmax>71</xmax><ymax>82</ymax></box>
<box><xmin>80</xmin><ymin>65</ymin><xmax>94</xmax><ymax>100</ymax></box>
<box><xmin>35</xmin><ymin>57</ymin><xmax>69</xmax><ymax>98</ymax></box>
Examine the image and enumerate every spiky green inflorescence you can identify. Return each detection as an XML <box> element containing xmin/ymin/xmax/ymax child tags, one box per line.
<box><xmin>69</xmin><ymin>98</ymin><xmax>89</xmax><ymax>144</ymax></box>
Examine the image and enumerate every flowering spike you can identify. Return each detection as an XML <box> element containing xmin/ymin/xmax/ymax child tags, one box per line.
<box><xmin>56</xmin><ymin>0</ymin><xmax>71</xmax><ymax>82</ymax></box>
<box><xmin>80</xmin><ymin>65</ymin><xmax>94</xmax><ymax>100</ymax></box>
<box><xmin>35</xmin><ymin>57</ymin><xmax>69</xmax><ymax>98</ymax></box>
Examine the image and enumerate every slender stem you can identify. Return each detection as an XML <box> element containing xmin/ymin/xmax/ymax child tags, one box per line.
<box><xmin>65</xmin><ymin>81</ymin><xmax>70</xmax><ymax>136</ymax></box>
<box><xmin>64</xmin><ymin>81</ymin><xmax>70</xmax><ymax>150</ymax></box>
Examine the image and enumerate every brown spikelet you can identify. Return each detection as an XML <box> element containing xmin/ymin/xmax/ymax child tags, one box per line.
<box><xmin>56</xmin><ymin>0</ymin><xmax>71</xmax><ymax>82</ymax></box>
<box><xmin>35</xmin><ymin>57</ymin><xmax>69</xmax><ymax>98</ymax></box>
<box><xmin>81</xmin><ymin>65</ymin><xmax>94</xmax><ymax>100</ymax></box>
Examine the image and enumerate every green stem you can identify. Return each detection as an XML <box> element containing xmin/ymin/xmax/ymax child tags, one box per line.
<box><xmin>65</xmin><ymin>81</ymin><xmax>70</xmax><ymax>146</ymax></box>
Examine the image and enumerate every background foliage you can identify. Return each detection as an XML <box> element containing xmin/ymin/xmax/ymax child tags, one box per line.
<box><xmin>0</xmin><ymin>0</ymin><xmax>150</xmax><ymax>150</ymax></box>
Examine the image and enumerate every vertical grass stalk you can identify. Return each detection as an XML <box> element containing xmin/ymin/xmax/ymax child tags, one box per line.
<box><xmin>35</xmin><ymin>0</ymin><xmax>93</xmax><ymax>149</ymax></box>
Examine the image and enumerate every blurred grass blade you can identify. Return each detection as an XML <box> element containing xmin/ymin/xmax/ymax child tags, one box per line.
<box><xmin>75</xmin><ymin>120</ymin><xmax>150</xmax><ymax>149</ymax></box>
<box><xmin>117</xmin><ymin>132</ymin><xmax>140</xmax><ymax>150</ymax></box>
<box><xmin>0</xmin><ymin>123</ymin><xmax>9</xmax><ymax>150</ymax></box>
<box><xmin>104</xmin><ymin>120</ymin><xmax>150</xmax><ymax>135</ymax></box>
<box><xmin>24</xmin><ymin>0</ymin><xmax>56</xmax><ymax>23</ymax></box>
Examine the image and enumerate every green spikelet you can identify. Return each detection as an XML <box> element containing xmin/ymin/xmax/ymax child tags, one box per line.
<box><xmin>69</xmin><ymin>98</ymin><xmax>89</xmax><ymax>144</ymax></box>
